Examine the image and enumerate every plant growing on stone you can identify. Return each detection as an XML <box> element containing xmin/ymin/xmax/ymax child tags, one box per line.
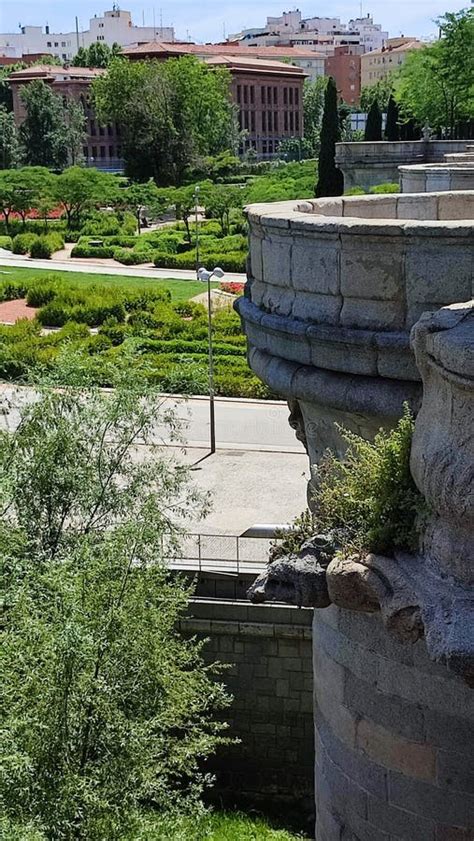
<box><xmin>0</xmin><ymin>370</ymin><xmax>231</xmax><ymax>839</ymax></box>
<box><xmin>275</xmin><ymin>407</ymin><xmax>426</xmax><ymax>558</ymax></box>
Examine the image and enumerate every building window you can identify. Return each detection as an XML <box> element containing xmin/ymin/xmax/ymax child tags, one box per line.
<box><xmin>61</xmin><ymin>41</ymin><xmax>66</xmax><ymax>46</ymax></box>
<box><xmin>237</xmin><ymin>85</ymin><xmax>241</xmax><ymax>104</ymax></box>
<box><xmin>284</xmin><ymin>111</ymin><xmax>288</xmax><ymax>131</ymax></box>
<box><xmin>289</xmin><ymin>87</ymin><xmax>293</xmax><ymax>106</ymax></box>
<box><xmin>283</xmin><ymin>87</ymin><xmax>288</xmax><ymax>105</ymax></box>
<box><xmin>295</xmin><ymin>112</ymin><xmax>299</xmax><ymax>132</ymax></box>
<box><xmin>243</xmin><ymin>86</ymin><xmax>248</xmax><ymax>104</ymax></box>
<box><xmin>267</xmin><ymin>111</ymin><xmax>272</xmax><ymax>132</ymax></box>
<box><xmin>251</xmin><ymin>111</ymin><xmax>255</xmax><ymax>132</ymax></box>
<box><xmin>91</xmin><ymin>146</ymin><xmax>97</xmax><ymax>158</ymax></box>
<box><xmin>107</xmin><ymin>124</ymin><xmax>113</xmax><ymax>136</ymax></box>
<box><xmin>100</xmin><ymin>146</ymin><xmax>106</xmax><ymax>158</ymax></box>
<box><xmin>289</xmin><ymin>111</ymin><xmax>294</xmax><ymax>132</ymax></box>
<box><xmin>295</xmin><ymin>87</ymin><xmax>299</xmax><ymax>105</ymax></box>
<box><xmin>82</xmin><ymin>146</ymin><xmax>88</xmax><ymax>158</ymax></box>
<box><xmin>90</xmin><ymin>119</ymin><xmax>96</xmax><ymax>136</ymax></box>
<box><xmin>262</xmin><ymin>111</ymin><xmax>266</xmax><ymax>132</ymax></box>
<box><xmin>261</xmin><ymin>87</ymin><xmax>265</xmax><ymax>105</ymax></box>
<box><xmin>54</xmin><ymin>42</ymin><xmax>58</xmax><ymax>47</ymax></box>
<box><xmin>250</xmin><ymin>85</ymin><xmax>255</xmax><ymax>105</ymax></box>
<box><xmin>273</xmin><ymin>87</ymin><xmax>277</xmax><ymax>105</ymax></box>
<box><xmin>99</xmin><ymin>125</ymin><xmax>105</xmax><ymax>136</ymax></box>
<box><xmin>238</xmin><ymin>112</ymin><xmax>242</xmax><ymax>130</ymax></box>
<box><xmin>109</xmin><ymin>145</ymin><xmax>114</xmax><ymax>157</ymax></box>
<box><xmin>267</xmin><ymin>86</ymin><xmax>271</xmax><ymax>103</ymax></box>
<box><xmin>47</xmin><ymin>41</ymin><xmax>51</xmax><ymax>47</ymax></box>
<box><xmin>117</xmin><ymin>145</ymin><xmax>122</xmax><ymax>157</ymax></box>
<box><xmin>274</xmin><ymin>112</ymin><xmax>278</xmax><ymax>132</ymax></box>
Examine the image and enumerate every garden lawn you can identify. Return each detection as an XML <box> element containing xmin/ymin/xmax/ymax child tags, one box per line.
<box><xmin>0</xmin><ymin>266</ymin><xmax>216</xmax><ymax>302</ymax></box>
<box><xmin>132</xmin><ymin>810</ymin><xmax>306</xmax><ymax>840</ymax></box>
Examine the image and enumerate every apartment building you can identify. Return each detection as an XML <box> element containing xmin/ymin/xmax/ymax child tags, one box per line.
<box><xmin>326</xmin><ymin>46</ymin><xmax>363</xmax><ymax>105</ymax></box>
<box><xmin>0</xmin><ymin>8</ymin><xmax>174</xmax><ymax>63</ymax></box>
<box><xmin>361</xmin><ymin>37</ymin><xmax>423</xmax><ymax>87</ymax></box>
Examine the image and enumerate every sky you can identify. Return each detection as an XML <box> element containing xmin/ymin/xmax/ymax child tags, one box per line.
<box><xmin>0</xmin><ymin>0</ymin><xmax>466</xmax><ymax>43</ymax></box>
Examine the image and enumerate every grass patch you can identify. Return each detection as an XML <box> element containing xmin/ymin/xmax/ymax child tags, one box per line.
<box><xmin>0</xmin><ymin>266</ymin><xmax>216</xmax><ymax>302</ymax></box>
<box><xmin>133</xmin><ymin>810</ymin><xmax>306</xmax><ymax>840</ymax></box>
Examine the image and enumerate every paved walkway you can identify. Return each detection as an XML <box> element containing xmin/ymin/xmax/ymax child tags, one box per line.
<box><xmin>0</xmin><ymin>298</ymin><xmax>38</xmax><ymax>323</ymax></box>
<box><xmin>0</xmin><ymin>250</ymin><xmax>246</xmax><ymax>283</ymax></box>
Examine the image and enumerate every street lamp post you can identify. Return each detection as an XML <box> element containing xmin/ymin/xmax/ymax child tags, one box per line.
<box><xmin>194</xmin><ymin>184</ymin><xmax>200</xmax><ymax>276</ymax></box>
<box><xmin>197</xmin><ymin>266</ymin><xmax>224</xmax><ymax>455</ymax></box>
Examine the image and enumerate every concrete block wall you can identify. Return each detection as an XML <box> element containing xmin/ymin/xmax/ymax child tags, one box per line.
<box><xmin>313</xmin><ymin>607</ymin><xmax>474</xmax><ymax>841</ymax></box>
<box><xmin>179</xmin><ymin>598</ymin><xmax>314</xmax><ymax>813</ymax></box>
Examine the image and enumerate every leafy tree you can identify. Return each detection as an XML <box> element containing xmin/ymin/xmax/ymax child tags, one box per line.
<box><xmin>0</xmin><ymin>371</ymin><xmax>230</xmax><ymax>839</ymax></box>
<box><xmin>303</xmin><ymin>76</ymin><xmax>327</xmax><ymax>154</ymax></box>
<box><xmin>173</xmin><ymin>184</ymin><xmax>200</xmax><ymax>243</ymax></box>
<box><xmin>0</xmin><ymin>106</ymin><xmax>20</xmax><ymax>169</ymax></box>
<box><xmin>360</xmin><ymin>77</ymin><xmax>393</xmax><ymax>112</ymax></box>
<box><xmin>203</xmin><ymin>184</ymin><xmax>243</xmax><ymax>236</ymax></box>
<box><xmin>395</xmin><ymin>9</ymin><xmax>474</xmax><ymax>138</ymax></box>
<box><xmin>72</xmin><ymin>42</ymin><xmax>122</xmax><ymax>69</ymax></box>
<box><xmin>53</xmin><ymin>166</ymin><xmax>115</xmax><ymax>228</ymax></box>
<box><xmin>18</xmin><ymin>82</ymin><xmax>86</xmax><ymax>169</ymax></box>
<box><xmin>385</xmin><ymin>94</ymin><xmax>400</xmax><ymax>141</ymax></box>
<box><xmin>278</xmin><ymin>136</ymin><xmax>314</xmax><ymax>161</ymax></box>
<box><xmin>121</xmin><ymin>179</ymin><xmax>170</xmax><ymax>233</ymax></box>
<box><xmin>9</xmin><ymin>167</ymin><xmax>53</xmax><ymax>227</ymax></box>
<box><xmin>364</xmin><ymin>100</ymin><xmax>383</xmax><ymax>141</ymax></box>
<box><xmin>0</xmin><ymin>170</ymin><xmax>18</xmax><ymax>232</ymax></box>
<box><xmin>93</xmin><ymin>56</ymin><xmax>238</xmax><ymax>185</ymax></box>
<box><xmin>315</xmin><ymin>76</ymin><xmax>344</xmax><ymax>198</ymax></box>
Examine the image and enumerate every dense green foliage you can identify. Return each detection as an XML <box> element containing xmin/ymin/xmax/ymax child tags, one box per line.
<box><xmin>364</xmin><ymin>100</ymin><xmax>383</xmax><ymax>141</ymax></box>
<box><xmin>130</xmin><ymin>811</ymin><xmax>306</xmax><ymax>840</ymax></box>
<box><xmin>0</xmin><ymin>106</ymin><xmax>20</xmax><ymax>169</ymax></box>
<box><xmin>72</xmin><ymin>42</ymin><xmax>122</xmax><ymax>68</ymax></box>
<box><xmin>0</xmin><ymin>273</ymin><xmax>271</xmax><ymax>398</ymax></box>
<box><xmin>19</xmin><ymin>81</ymin><xmax>86</xmax><ymax>168</ymax></box>
<box><xmin>312</xmin><ymin>407</ymin><xmax>425</xmax><ymax>554</ymax></box>
<box><xmin>0</xmin><ymin>377</ymin><xmax>231</xmax><ymax>839</ymax></box>
<box><xmin>245</xmin><ymin>160</ymin><xmax>315</xmax><ymax>203</ymax></box>
<box><xmin>302</xmin><ymin>76</ymin><xmax>328</xmax><ymax>155</ymax></box>
<box><xmin>315</xmin><ymin>77</ymin><xmax>344</xmax><ymax>198</ymax></box>
<box><xmin>93</xmin><ymin>57</ymin><xmax>238</xmax><ymax>185</ymax></box>
<box><xmin>395</xmin><ymin>9</ymin><xmax>474</xmax><ymax>138</ymax></box>
<box><xmin>277</xmin><ymin>409</ymin><xmax>425</xmax><ymax>559</ymax></box>
<box><xmin>385</xmin><ymin>95</ymin><xmax>400</xmax><ymax>141</ymax></box>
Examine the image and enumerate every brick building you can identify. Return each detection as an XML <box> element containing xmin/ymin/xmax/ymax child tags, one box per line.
<box><xmin>123</xmin><ymin>42</ymin><xmax>307</xmax><ymax>157</ymax></box>
<box><xmin>9</xmin><ymin>64</ymin><xmax>123</xmax><ymax>170</ymax></box>
<box><xmin>326</xmin><ymin>45</ymin><xmax>362</xmax><ymax>106</ymax></box>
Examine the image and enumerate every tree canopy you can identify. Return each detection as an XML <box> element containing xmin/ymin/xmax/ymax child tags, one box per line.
<box><xmin>365</xmin><ymin>100</ymin><xmax>383</xmax><ymax>141</ymax></box>
<box><xmin>19</xmin><ymin>81</ymin><xmax>86</xmax><ymax>168</ymax></box>
<box><xmin>315</xmin><ymin>76</ymin><xmax>344</xmax><ymax>198</ymax></box>
<box><xmin>395</xmin><ymin>8</ymin><xmax>474</xmax><ymax>138</ymax></box>
<box><xmin>72</xmin><ymin>42</ymin><xmax>122</xmax><ymax>69</ymax></box>
<box><xmin>92</xmin><ymin>56</ymin><xmax>239</xmax><ymax>185</ymax></box>
<box><xmin>303</xmin><ymin>76</ymin><xmax>327</xmax><ymax>155</ymax></box>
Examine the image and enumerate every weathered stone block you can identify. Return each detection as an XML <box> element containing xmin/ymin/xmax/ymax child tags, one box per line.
<box><xmin>262</xmin><ymin>235</ymin><xmax>291</xmax><ymax>287</ymax></box>
<box><xmin>404</xmin><ymin>247</ymin><xmax>472</xmax><ymax>327</ymax></box>
<box><xmin>340</xmin><ymin>244</ymin><xmax>404</xmax><ymax>300</ymax></box>
<box><xmin>344</xmin><ymin>672</ymin><xmax>425</xmax><ymax>742</ymax></box>
<box><xmin>438</xmin><ymin>192</ymin><xmax>474</xmax><ymax>220</ymax></box>
<box><xmin>291</xmin><ymin>240</ymin><xmax>340</xmax><ymax>295</ymax></box>
<box><xmin>376</xmin><ymin>657</ymin><xmax>474</xmax><ymax>720</ymax></box>
<box><xmin>291</xmin><ymin>291</ymin><xmax>342</xmax><ymax>324</ymax></box>
<box><xmin>437</xmin><ymin>750</ymin><xmax>474</xmax><ymax>794</ymax></box>
<box><xmin>261</xmin><ymin>283</ymin><xmax>295</xmax><ymax>317</ymax></box>
<box><xmin>249</xmin><ymin>233</ymin><xmax>263</xmax><ymax>280</ymax></box>
<box><xmin>366</xmin><ymin>795</ymin><xmax>436</xmax><ymax>841</ymax></box>
<box><xmin>388</xmin><ymin>770</ymin><xmax>474</xmax><ymax>825</ymax></box>
<box><xmin>397</xmin><ymin>194</ymin><xmax>438</xmax><ymax>220</ymax></box>
<box><xmin>340</xmin><ymin>298</ymin><xmax>405</xmax><ymax>330</ymax></box>
<box><xmin>424</xmin><ymin>710</ymin><xmax>474</xmax><ymax>757</ymax></box>
<box><xmin>317</xmin><ymin>709</ymin><xmax>388</xmax><ymax>800</ymax></box>
<box><xmin>356</xmin><ymin>718</ymin><xmax>436</xmax><ymax>782</ymax></box>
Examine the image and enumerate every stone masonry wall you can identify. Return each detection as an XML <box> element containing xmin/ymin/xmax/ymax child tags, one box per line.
<box><xmin>179</xmin><ymin>599</ymin><xmax>314</xmax><ymax>815</ymax></box>
<box><xmin>313</xmin><ymin>606</ymin><xmax>474</xmax><ymax>841</ymax></box>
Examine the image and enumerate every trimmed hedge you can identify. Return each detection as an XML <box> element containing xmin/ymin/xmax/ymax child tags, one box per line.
<box><xmin>0</xmin><ymin>236</ymin><xmax>12</xmax><ymax>250</ymax></box>
<box><xmin>12</xmin><ymin>233</ymin><xmax>38</xmax><ymax>255</ymax></box>
<box><xmin>114</xmin><ymin>248</ymin><xmax>153</xmax><ymax>266</ymax></box>
<box><xmin>71</xmin><ymin>243</ymin><xmax>117</xmax><ymax>259</ymax></box>
<box><xmin>153</xmin><ymin>250</ymin><xmax>246</xmax><ymax>272</ymax></box>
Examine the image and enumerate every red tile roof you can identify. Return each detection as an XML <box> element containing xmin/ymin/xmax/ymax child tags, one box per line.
<box><xmin>204</xmin><ymin>55</ymin><xmax>305</xmax><ymax>75</ymax></box>
<box><xmin>123</xmin><ymin>41</ymin><xmax>325</xmax><ymax>60</ymax></box>
<box><xmin>9</xmin><ymin>65</ymin><xmax>105</xmax><ymax>81</ymax></box>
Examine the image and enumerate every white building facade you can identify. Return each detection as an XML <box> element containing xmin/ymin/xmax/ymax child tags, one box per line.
<box><xmin>0</xmin><ymin>8</ymin><xmax>174</xmax><ymax>62</ymax></box>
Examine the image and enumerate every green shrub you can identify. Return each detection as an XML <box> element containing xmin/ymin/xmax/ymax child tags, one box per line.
<box><xmin>153</xmin><ymin>250</ymin><xmax>246</xmax><ymax>272</ymax></box>
<box><xmin>344</xmin><ymin>186</ymin><xmax>366</xmax><ymax>195</ymax></box>
<box><xmin>0</xmin><ymin>235</ymin><xmax>13</xmax><ymax>250</ymax></box>
<box><xmin>369</xmin><ymin>183</ymin><xmax>399</xmax><ymax>194</ymax></box>
<box><xmin>12</xmin><ymin>233</ymin><xmax>38</xmax><ymax>255</ymax></box>
<box><xmin>71</xmin><ymin>243</ymin><xmax>117</xmax><ymax>259</ymax></box>
<box><xmin>30</xmin><ymin>238</ymin><xmax>52</xmax><ymax>259</ymax></box>
<box><xmin>0</xmin><ymin>280</ymin><xmax>28</xmax><ymax>302</ymax></box>
<box><xmin>26</xmin><ymin>278</ymin><xmax>60</xmax><ymax>307</ymax></box>
<box><xmin>114</xmin><ymin>248</ymin><xmax>152</xmax><ymax>265</ymax></box>
<box><xmin>311</xmin><ymin>406</ymin><xmax>425</xmax><ymax>554</ymax></box>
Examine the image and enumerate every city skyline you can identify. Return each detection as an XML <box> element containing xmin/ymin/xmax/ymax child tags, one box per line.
<box><xmin>0</xmin><ymin>0</ymin><xmax>466</xmax><ymax>45</ymax></box>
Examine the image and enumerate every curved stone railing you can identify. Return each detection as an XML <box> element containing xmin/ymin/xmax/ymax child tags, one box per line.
<box><xmin>400</xmin><ymin>163</ymin><xmax>474</xmax><ymax>193</ymax></box>
<box><xmin>236</xmin><ymin>191</ymin><xmax>474</xmax><ymax>462</ymax></box>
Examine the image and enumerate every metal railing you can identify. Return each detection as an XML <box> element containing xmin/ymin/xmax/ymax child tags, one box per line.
<box><xmin>164</xmin><ymin>533</ymin><xmax>278</xmax><ymax>577</ymax></box>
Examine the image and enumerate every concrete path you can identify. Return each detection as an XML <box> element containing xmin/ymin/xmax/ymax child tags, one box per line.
<box><xmin>0</xmin><ymin>250</ymin><xmax>246</xmax><ymax>283</ymax></box>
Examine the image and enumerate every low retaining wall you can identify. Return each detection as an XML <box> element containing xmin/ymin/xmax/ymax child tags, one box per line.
<box><xmin>179</xmin><ymin>598</ymin><xmax>314</xmax><ymax>816</ymax></box>
<box><xmin>336</xmin><ymin>140</ymin><xmax>469</xmax><ymax>191</ymax></box>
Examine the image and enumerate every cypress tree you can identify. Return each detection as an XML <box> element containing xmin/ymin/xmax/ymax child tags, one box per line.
<box><xmin>315</xmin><ymin>77</ymin><xmax>344</xmax><ymax>197</ymax></box>
<box><xmin>364</xmin><ymin>100</ymin><xmax>383</xmax><ymax>141</ymax></box>
<box><xmin>385</xmin><ymin>95</ymin><xmax>400</xmax><ymax>141</ymax></box>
